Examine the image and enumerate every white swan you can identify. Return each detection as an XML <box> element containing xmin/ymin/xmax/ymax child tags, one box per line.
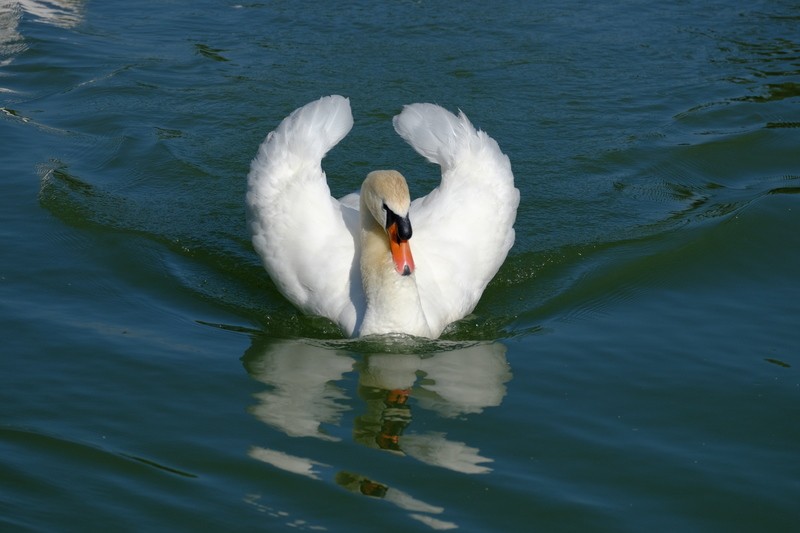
<box><xmin>247</xmin><ymin>95</ymin><xmax>519</xmax><ymax>338</ymax></box>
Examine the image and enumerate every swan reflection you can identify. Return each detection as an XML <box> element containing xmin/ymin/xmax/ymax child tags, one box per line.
<box><xmin>244</xmin><ymin>337</ymin><xmax>510</xmax><ymax>472</ymax></box>
<box><xmin>243</xmin><ymin>336</ymin><xmax>511</xmax><ymax>529</ymax></box>
<box><xmin>245</xmin><ymin>339</ymin><xmax>355</xmax><ymax>441</ymax></box>
<box><xmin>247</xmin><ymin>444</ymin><xmax>457</xmax><ymax>530</ymax></box>
<box><xmin>248</xmin><ymin>447</ymin><xmax>328</xmax><ymax>481</ymax></box>
<box><xmin>335</xmin><ymin>470</ymin><xmax>457</xmax><ymax>530</ymax></box>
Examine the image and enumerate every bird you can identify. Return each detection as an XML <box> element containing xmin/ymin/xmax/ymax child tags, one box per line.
<box><xmin>246</xmin><ymin>95</ymin><xmax>519</xmax><ymax>338</ymax></box>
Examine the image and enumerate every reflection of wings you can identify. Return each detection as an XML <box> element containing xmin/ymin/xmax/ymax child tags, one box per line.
<box><xmin>245</xmin><ymin>339</ymin><xmax>355</xmax><ymax>441</ymax></box>
<box><xmin>402</xmin><ymin>432</ymin><xmax>493</xmax><ymax>474</ymax></box>
<box><xmin>417</xmin><ymin>343</ymin><xmax>511</xmax><ymax>417</ymax></box>
<box><xmin>248</xmin><ymin>447</ymin><xmax>327</xmax><ymax>480</ymax></box>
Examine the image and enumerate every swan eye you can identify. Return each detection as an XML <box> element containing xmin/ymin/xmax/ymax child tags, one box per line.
<box><xmin>381</xmin><ymin>203</ymin><xmax>393</xmax><ymax>230</ymax></box>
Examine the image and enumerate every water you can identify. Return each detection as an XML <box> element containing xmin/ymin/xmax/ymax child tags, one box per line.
<box><xmin>2</xmin><ymin>0</ymin><xmax>799</xmax><ymax>531</ymax></box>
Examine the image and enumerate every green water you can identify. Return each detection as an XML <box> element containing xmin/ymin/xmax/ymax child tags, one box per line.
<box><xmin>2</xmin><ymin>1</ymin><xmax>799</xmax><ymax>531</ymax></box>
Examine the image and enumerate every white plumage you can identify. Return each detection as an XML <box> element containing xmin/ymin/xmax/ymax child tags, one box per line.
<box><xmin>247</xmin><ymin>95</ymin><xmax>519</xmax><ymax>338</ymax></box>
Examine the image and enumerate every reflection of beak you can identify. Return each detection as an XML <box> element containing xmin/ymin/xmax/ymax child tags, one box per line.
<box><xmin>377</xmin><ymin>388</ymin><xmax>411</xmax><ymax>451</ymax></box>
<box><xmin>385</xmin><ymin>388</ymin><xmax>410</xmax><ymax>406</ymax></box>
<box><xmin>387</xmin><ymin>219</ymin><xmax>415</xmax><ymax>276</ymax></box>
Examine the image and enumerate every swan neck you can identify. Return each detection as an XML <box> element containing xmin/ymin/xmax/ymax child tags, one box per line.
<box><xmin>358</xmin><ymin>199</ymin><xmax>431</xmax><ymax>337</ymax></box>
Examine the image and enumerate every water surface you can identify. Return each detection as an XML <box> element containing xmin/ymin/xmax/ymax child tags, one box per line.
<box><xmin>1</xmin><ymin>1</ymin><xmax>799</xmax><ymax>531</ymax></box>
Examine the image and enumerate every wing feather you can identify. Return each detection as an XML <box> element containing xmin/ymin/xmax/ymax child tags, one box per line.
<box><xmin>246</xmin><ymin>95</ymin><xmax>360</xmax><ymax>335</ymax></box>
<box><xmin>393</xmin><ymin>104</ymin><xmax>519</xmax><ymax>335</ymax></box>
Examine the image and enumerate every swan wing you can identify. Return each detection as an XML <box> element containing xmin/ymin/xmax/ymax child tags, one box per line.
<box><xmin>393</xmin><ymin>104</ymin><xmax>519</xmax><ymax>336</ymax></box>
<box><xmin>247</xmin><ymin>95</ymin><xmax>361</xmax><ymax>335</ymax></box>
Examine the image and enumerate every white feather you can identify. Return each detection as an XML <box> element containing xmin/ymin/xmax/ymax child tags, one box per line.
<box><xmin>394</xmin><ymin>104</ymin><xmax>519</xmax><ymax>334</ymax></box>
<box><xmin>246</xmin><ymin>95</ymin><xmax>361</xmax><ymax>334</ymax></box>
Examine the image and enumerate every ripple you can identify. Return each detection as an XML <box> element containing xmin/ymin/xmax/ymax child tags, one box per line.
<box><xmin>0</xmin><ymin>426</ymin><xmax>197</xmax><ymax>479</ymax></box>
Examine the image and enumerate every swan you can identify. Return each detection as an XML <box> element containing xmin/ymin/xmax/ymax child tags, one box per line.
<box><xmin>247</xmin><ymin>95</ymin><xmax>519</xmax><ymax>338</ymax></box>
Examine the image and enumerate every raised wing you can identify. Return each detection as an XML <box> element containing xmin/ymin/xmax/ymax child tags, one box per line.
<box><xmin>393</xmin><ymin>104</ymin><xmax>519</xmax><ymax>336</ymax></box>
<box><xmin>246</xmin><ymin>95</ymin><xmax>361</xmax><ymax>335</ymax></box>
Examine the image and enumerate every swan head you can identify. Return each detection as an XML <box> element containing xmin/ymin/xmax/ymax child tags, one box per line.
<box><xmin>361</xmin><ymin>170</ymin><xmax>415</xmax><ymax>276</ymax></box>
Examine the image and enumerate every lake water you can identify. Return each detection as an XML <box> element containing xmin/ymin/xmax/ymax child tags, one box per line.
<box><xmin>2</xmin><ymin>0</ymin><xmax>799</xmax><ymax>531</ymax></box>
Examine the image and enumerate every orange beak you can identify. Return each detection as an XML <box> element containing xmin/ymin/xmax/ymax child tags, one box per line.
<box><xmin>387</xmin><ymin>222</ymin><xmax>415</xmax><ymax>276</ymax></box>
